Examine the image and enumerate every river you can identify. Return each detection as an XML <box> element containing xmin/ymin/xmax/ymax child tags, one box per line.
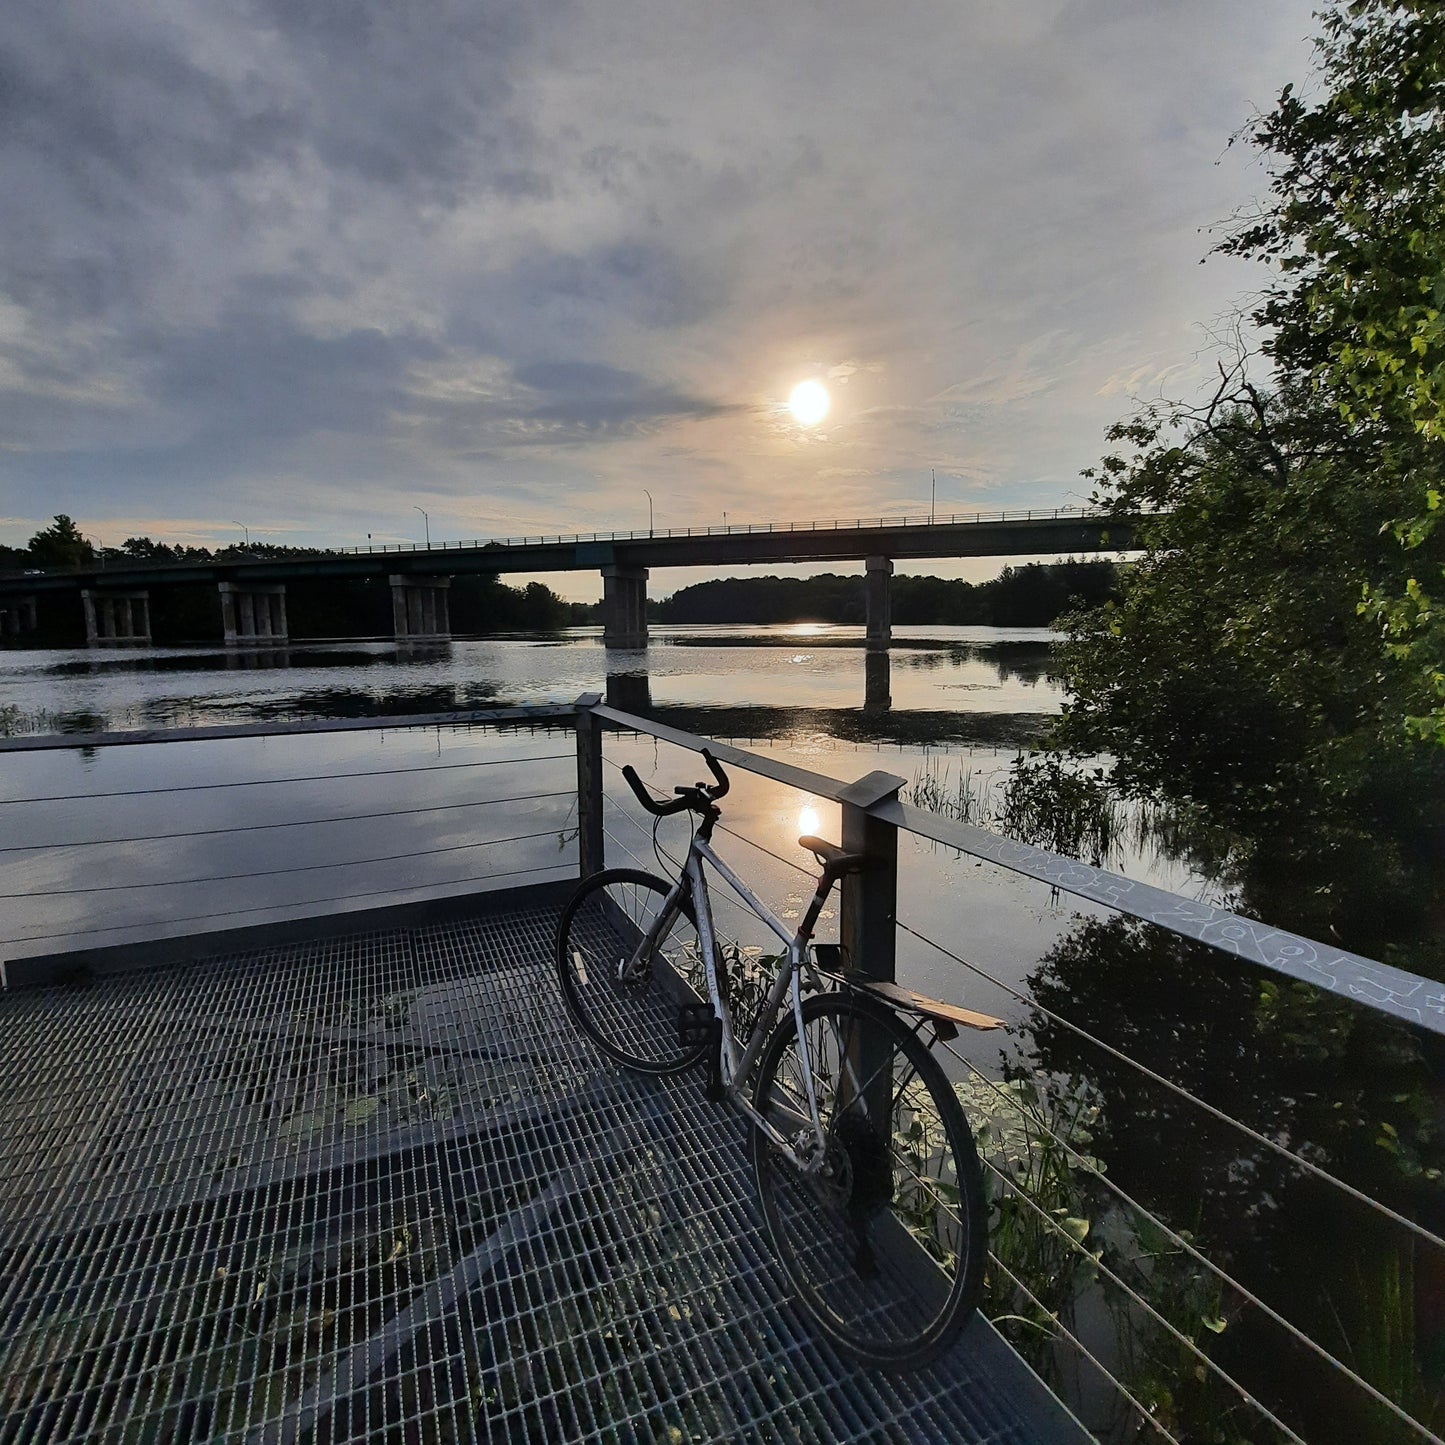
<box><xmin>1</xmin><ymin>624</ymin><xmax>1437</xmax><ymax>1442</ymax></box>
<box><xmin>0</xmin><ymin>624</ymin><xmax>1202</xmax><ymax>969</ymax></box>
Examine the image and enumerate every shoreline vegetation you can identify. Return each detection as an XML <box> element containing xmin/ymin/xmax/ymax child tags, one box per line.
<box><xmin>654</xmin><ymin>560</ymin><xmax>1116</xmax><ymax>628</ymax></box>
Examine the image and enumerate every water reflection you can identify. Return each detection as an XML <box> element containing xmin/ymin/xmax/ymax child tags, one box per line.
<box><xmin>0</xmin><ymin>727</ymin><xmax>578</xmax><ymax>961</ymax></box>
<box><xmin>2</xmin><ymin>626</ymin><xmax>1060</xmax><ymax>742</ymax></box>
<box><xmin>394</xmin><ymin>641</ymin><xmax>453</xmax><ymax>665</ymax></box>
<box><xmin>1015</xmin><ymin>913</ymin><xmax>1445</xmax><ymax>1441</ymax></box>
<box><xmin>38</xmin><ymin>644</ymin><xmax>404</xmax><ymax>677</ymax></box>
<box><xmin>606</xmin><ymin>665</ymin><xmax>652</xmax><ymax>714</ymax></box>
<box><xmin>224</xmin><ymin>647</ymin><xmax>291</xmax><ymax>671</ymax></box>
<box><xmin>897</xmin><ymin>640</ymin><xmax>1056</xmax><ymax>687</ymax></box>
<box><xmin>864</xmin><ymin>650</ymin><xmax>890</xmax><ymax>716</ymax></box>
<box><xmin>224</xmin><ymin>681</ymin><xmax>506</xmax><ymax>723</ymax></box>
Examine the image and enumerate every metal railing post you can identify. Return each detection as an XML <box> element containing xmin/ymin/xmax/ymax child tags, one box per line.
<box><xmin>574</xmin><ymin>693</ymin><xmax>604</xmax><ymax>878</ymax></box>
<box><xmin>838</xmin><ymin>770</ymin><xmax>906</xmax><ymax>983</ymax></box>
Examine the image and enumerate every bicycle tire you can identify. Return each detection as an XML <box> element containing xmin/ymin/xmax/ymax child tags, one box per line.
<box><xmin>750</xmin><ymin>989</ymin><xmax>986</xmax><ymax>1370</ymax></box>
<box><xmin>555</xmin><ymin>868</ymin><xmax>711</xmax><ymax>1075</ymax></box>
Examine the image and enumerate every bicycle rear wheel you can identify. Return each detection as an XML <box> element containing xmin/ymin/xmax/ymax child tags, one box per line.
<box><xmin>750</xmin><ymin>990</ymin><xmax>986</xmax><ymax>1370</ymax></box>
<box><xmin>555</xmin><ymin>868</ymin><xmax>711</xmax><ymax>1074</ymax></box>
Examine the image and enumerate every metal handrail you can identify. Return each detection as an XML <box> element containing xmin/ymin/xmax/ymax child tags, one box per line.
<box><xmin>333</xmin><ymin>505</ymin><xmax>1108</xmax><ymax>557</ymax></box>
<box><xmin>4</xmin><ymin>696</ymin><xmax>1432</xmax><ymax>1038</ymax></box>
<box><xmin>0</xmin><ymin>703</ymin><xmax>580</xmax><ymax>752</ymax></box>
<box><xmin>589</xmin><ymin>703</ymin><xmax>1445</xmax><ymax>1039</ymax></box>
<box><xmin>1</xmin><ymin>698</ymin><xmax>1431</xmax><ymax>1443</ymax></box>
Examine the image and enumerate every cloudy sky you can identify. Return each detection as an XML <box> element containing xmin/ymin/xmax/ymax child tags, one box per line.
<box><xmin>1</xmin><ymin>0</ymin><xmax>1318</xmax><ymax>595</ymax></box>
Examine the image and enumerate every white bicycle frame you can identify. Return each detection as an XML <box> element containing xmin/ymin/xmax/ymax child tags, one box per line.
<box><xmin>630</xmin><ymin>835</ymin><xmax>829</xmax><ymax>1170</ymax></box>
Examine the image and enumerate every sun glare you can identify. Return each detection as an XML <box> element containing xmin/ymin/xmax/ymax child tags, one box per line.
<box><xmin>798</xmin><ymin>805</ymin><xmax>821</xmax><ymax>837</ymax></box>
<box><xmin>788</xmin><ymin>379</ymin><xmax>829</xmax><ymax>427</ymax></box>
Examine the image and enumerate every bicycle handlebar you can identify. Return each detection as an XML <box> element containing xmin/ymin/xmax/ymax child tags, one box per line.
<box><xmin>621</xmin><ymin>748</ymin><xmax>729</xmax><ymax>816</ymax></box>
<box><xmin>700</xmin><ymin>747</ymin><xmax>729</xmax><ymax>798</ymax></box>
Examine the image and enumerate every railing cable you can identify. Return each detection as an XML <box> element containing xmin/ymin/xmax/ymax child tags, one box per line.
<box><xmin>985</xmin><ymin>1251</ymin><xmax>1183</xmax><ymax>1445</ymax></box>
<box><xmin>0</xmin><ymin>828</ymin><xmax>563</xmax><ymax>898</ymax></box>
<box><xmin>0</xmin><ymin>862</ymin><xmax>575</xmax><ymax>948</ymax></box>
<box><xmin>952</xmin><ymin>1049</ymin><xmax>1444</xmax><ymax>1441</ymax></box>
<box><xmin>979</xmin><ymin>1155</ymin><xmax>1310</xmax><ymax>1445</ymax></box>
<box><xmin>0</xmin><ymin>752</ymin><xmax>572</xmax><ymax>806</ymax></box>
<box><xmin>0</xmin><ymin>790</ymin><xmax>573</xmax><ymax>853</ymax></box>
<box><xmin>899</xmin><ymin>916</ymin><xmax>1445</xmax><ymax>1257</ymax></box>
<box><xmin>716</xmin><ymin>822</ymin><xmax>816</xmax><ymax>877</ymax></box>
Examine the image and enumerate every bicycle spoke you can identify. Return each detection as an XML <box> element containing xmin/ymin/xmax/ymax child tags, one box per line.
<box><xmin>751</xmin><ymin>992</ymin><xmax>986</xmax><ymax>1369</ymax></box>
<box><xmin>556</xmin><ymin>869</ymin><xmax>710</xmax><ymax>1074</ymax></box>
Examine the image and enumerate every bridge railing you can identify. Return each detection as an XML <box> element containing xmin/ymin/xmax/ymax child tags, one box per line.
<box><xmin>588</xmin><ymin>705</ymin><xmax>1445</xmax><ymax>1445</ymax></box>
<box><xmin>332</xmin><ymin>503</ymin><xmax>1111</xmax><ymax>555</ymax></box>
<box><xmin>3</xmin><ymin>697</ymin><xmax>1424</xmax><ymax>1443</ymax></box>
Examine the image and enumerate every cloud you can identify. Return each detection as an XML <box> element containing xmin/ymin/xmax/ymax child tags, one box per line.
<box><xmin>0</xmin><ymin>0</ymin><xmax>1319</xmax><ymax>548</ymax></box>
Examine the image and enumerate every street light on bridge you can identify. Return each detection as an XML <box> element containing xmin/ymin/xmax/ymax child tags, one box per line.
<box><xmin>231</xmin><ymin>520</ymin><xmax>250</xmax><ymax>548</ymax></box>
<box><xmin>643</xmin><ymin>490</ymin><xmax>653</xmax><ymax>537</ymax></box>
<box><xmin>414</xmin><ymin>505</ymin><xmax>430</xmax><ymax>549</ymax></box>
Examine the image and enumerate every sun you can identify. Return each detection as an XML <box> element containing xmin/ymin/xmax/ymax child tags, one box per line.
<box><xmin>787</xmin><ymin>379</ymin><xmax>829</xmax><ymax>427</ymax></box>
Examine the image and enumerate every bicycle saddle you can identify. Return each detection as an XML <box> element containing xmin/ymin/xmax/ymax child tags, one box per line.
<box><xmin>799</xmin><ymin>836</ymin><xmax>868</xmax><ymax>877</ymax></box>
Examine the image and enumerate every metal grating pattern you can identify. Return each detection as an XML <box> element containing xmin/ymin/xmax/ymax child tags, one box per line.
<box><xmin>1</xmin><ymin>895</ymin><xmax>1071</xmax><ymax>1444</ymax></box>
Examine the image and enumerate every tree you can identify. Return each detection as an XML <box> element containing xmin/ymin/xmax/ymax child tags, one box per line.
<box><xmin>1217</xmin><ymin>0</ymin><xmax>1445</xmax><ymax>743</ymax></box>
<box><xmin>27</xmin><ymin>515</ymin><xmax>93</xmax><ymax>570</ymax></box>
<box><xmin>1060</xmin><ymin>365</ymin><xmax>1445</xmax><ymax>952</ymax></box>
<box><xmin>121</xmin><ymin>536</ymin><xmax>178</xmax><ymax>560</ymax></box>
<box><xmin>1055</xmin><ymin>2</ymin><xmax>1445</xmax><ymax>956</ymax></box>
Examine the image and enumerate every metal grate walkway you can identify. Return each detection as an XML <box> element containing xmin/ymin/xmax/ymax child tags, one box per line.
<box><xmin>0</xmin><ymin>889</ymin><xmax>1081</xmax><ymax>1444</ymax></box>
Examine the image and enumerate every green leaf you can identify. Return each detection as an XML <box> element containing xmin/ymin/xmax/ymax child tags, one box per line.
<box><xmin>344</xmin><ymin>1096</ymin><xmax>382</xmax><ymax>1127</ymax></box>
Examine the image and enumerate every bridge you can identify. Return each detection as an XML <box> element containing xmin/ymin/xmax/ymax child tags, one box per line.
<box><xmin>0</xmin><ymin>506</ymin><xmax>1138</xmax><ymax>649</ymax></box>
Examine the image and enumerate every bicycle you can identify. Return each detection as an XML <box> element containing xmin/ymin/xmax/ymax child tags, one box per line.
<box><xmin>554</xmin><ymin>749</ymin><xmax>993</xmax><ymax>1371</ymax></box>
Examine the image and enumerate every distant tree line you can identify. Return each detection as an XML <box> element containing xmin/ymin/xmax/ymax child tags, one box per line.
<box><xmin>0</xmin><ymin>514</ymin><xmax>356</xmax><ymax>574</ymax></box>
<box><xmin>655</xmin><ymin>560</ymin><xmax>1118</xmax><ymax>627</ymax></box>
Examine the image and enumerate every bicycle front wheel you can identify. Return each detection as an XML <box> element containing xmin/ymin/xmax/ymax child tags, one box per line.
<box><xmin>555</xmin><ymin>868</ymin><xmax>711</xmax><ymax>1074</ymax></box>
<box><xmin>750</xmin><ymin>990</ymin><xmax>986</xmax><ymax>1370</ymax></box>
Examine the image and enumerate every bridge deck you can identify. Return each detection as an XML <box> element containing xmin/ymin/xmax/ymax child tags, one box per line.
<box><xmin>0</xmin><ymin>888</ymin><xmax>1082</xmax><ymax>1444</ymax></box>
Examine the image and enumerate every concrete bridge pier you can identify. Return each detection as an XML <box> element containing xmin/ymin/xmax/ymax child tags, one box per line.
<box><xmin>218</xmin><ymin>581</ymin><xmax>288</xmax><ymax>647</ymax></box>
<box><xmin>390</xmin><ymin>575</ymin><xmax>451</xmax><ymax>641</ymax></box>
<box><xmin>865</xmin><ymin>555</ymin><xmax>893</xmax><ymax>650</ymax></box>
<box><xmin>82</xmin><ymin>590</ymin><xmax>152</xmax><ymax>647</ymax></box>
<box><xmin>602</xmin><ymin>564</ymin><xmax>649</xmax><ymax>649</ymax></box>
<box><xmin>1</xmin><ymin>594</ymin><xmax>38</xmax><ymax>641</ymax></box>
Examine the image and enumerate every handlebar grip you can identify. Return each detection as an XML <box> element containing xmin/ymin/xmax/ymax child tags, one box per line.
<box><xmin>621</xmin><ymin>764</ymin><xmax>689</xmax><ymax>817</ymax></box>
<box><xmin>701</xmin><ymin>748</ymin><xmax>730</xmax><ymax>798</ymax></box>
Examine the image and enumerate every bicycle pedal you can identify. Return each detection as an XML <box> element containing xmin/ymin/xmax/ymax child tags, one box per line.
<box><xmin>677</xmin><ymin>1002</ymin><xmax>715</xmax><ymax>1046</ymax></box>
